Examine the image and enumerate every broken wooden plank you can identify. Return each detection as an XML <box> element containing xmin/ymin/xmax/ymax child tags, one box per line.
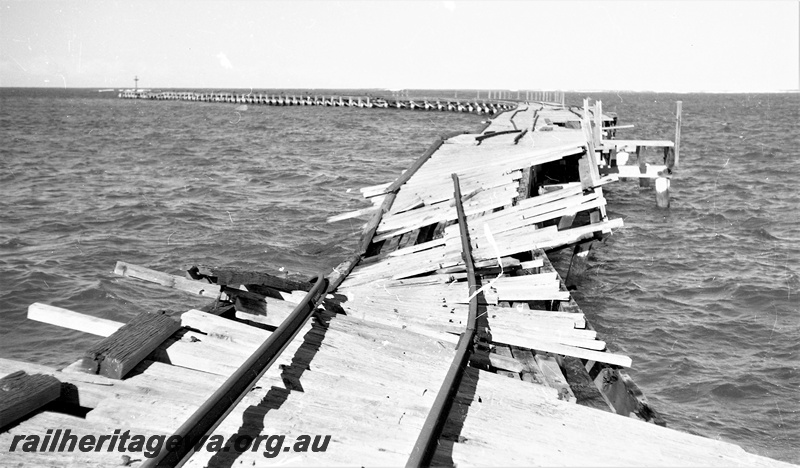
<box><xmin>189</xmin><ymin>265</ymin><xmax>313</xmax><ymax>292</ymax></box>
<box><xmin>179</xmin><ymin>309</ymin><xmax>270</xmax><ymax>345</ymax></box>
<box><xmin>115</xmin><ymin>261</ymin><xmax>220</xmax><ymax>297</ymax></box>
<box><xmin>492</xmin><ymin>345</ymin><xmax>524</xmax><ymax>374</ymax></box>
<box><xmin>81</xmin><ymin>311</ymin><xmax>181</xmax><ymax>379</ymax></box>
<box><xmin>519</xmin><ymin>259</ymin><xmax>544</xmax><ymax>270</ymax></box>
<box><xmin>219</xmin><ymin>286</ymin><xmax>297</xmax><ymax>324</ymax></box>
<box><xmin>600</xmin><ymin>139</ymin><xmax>674</xmax><ymax>148</ymax></box>
<box><xmin>602</xmin><ymin>164</ymin><xmax>671</xmax><ymax>179</ymax></box>
<box><xmin>327</xmin><ymin>206</ymin><xmax>380</xmax><ymax>223</ymax></box>
<box><xmin>471</xmin><ymin>352</ymin><xmax>525</xmax><ymax>374</ymax></box>
<box><xmin>491</xmin><ymin>285</ymin><xmax>570</xmax><ymax>302</ymax></box>
<box><xmin>534</xmin><ymin>353</ymin><xmax>575</xmax><ymax>402</ymax></box>
<box><xmin>595</xmin><ymin>367</ymin><xmax>666</xmax><ymax>425</ymax></box>
<box><xmin>28</xmin><ymin>303</ymin><xmax>122</xmax><ymax>337</ymax></box>
<box><xmin>491</xmin><ymin>333</ymin><xmax>632</xmax><ymax>367</ymax></box>
<box><xmin>508</xmin><ymin>346</ymin><xmax>547</xmax><ymax>386</ymax></box>
<box><xmin>359</xmin><ymin>182</ymin><xmax>392</xmax><ymax>198</ymax></box>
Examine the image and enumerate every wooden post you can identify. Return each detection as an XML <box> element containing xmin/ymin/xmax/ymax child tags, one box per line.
<box><xmin>594</xmin><ymin>100</ymin><xmax>603</xmax><ymax>146</ymax></box>
<box><xmin>565</xmin><ymin>241</ymin><xmax>593</xmax><ymax>289</ymax></box>
<box><xmin>655</xmin><ymin>177</ymin><xmax>670</xmax><ymax>208</ymax></box>
<box><xmin>638</xmin><ymin>146</ymin><xmax>650</xmax><ymax>188</ymax></box>
<box><xmin>674</xmin><ymin>101</ymin><xmax>682</xmax><ymax>167</ymax></box>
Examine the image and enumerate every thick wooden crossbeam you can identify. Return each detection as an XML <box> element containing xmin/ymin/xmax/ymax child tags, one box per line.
<box><xmin>81</xmin><ymin>311</ymin><xmax>181</xmax><ymax>379</ymax></box>
<box><xmin>0</xmin><ymin>371</ymin><xmax>62</xmax><ymax>428</ymax></box>
<box><xmin>560</xmin><ymin>356</ymin><xmax>613</xmax><ymax>412</ymax></box>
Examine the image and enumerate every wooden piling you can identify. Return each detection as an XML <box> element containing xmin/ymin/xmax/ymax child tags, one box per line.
<box><xmin>655</xmin><ymin>177</ymin><xmax>670</xmax><ymax>208</ymax></box>
<box><xmin>594</xmin><ymin>100</ymin><xmax>603</xmax><ymax>145</ymax></box>
<box><xmin>637</xmin><ymin>146</ymin><xmax>650</xmax><ymax>188</ymax></box>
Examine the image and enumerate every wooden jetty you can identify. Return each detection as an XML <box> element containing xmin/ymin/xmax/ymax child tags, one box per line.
<box><xmin>1</xmin><ymin>97</ymin><xmax>793</xmax><ymax>467</ymax></box>
<box><xmin>116</xmin><ymin>89</ymin><xmax>566</xmax><ymax>115</ymax></box>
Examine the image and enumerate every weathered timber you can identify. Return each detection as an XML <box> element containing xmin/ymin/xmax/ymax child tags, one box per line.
<box><xmin>534</xmin><ymin>353</ymin><xmax>576</xmax><ymax>402</ymax></box>
<box><xmin>189</xmin><ymin>265</ymin><xmax>313</xmax><ymax>292</ymax></box>
<box><xmin>327</xmin><ymin>207</ymin><xmax>380</xmax><ymax>223</ymax></box>
<box><xmin>434</xmin><ymin>365</ymin><xmax>784</xmax><ymax>467</ymax></box>
<box><xmin>491</xmin><ymin>345</ymin><xmax>525</xmax><ymax>374</ymax></box>
<box><xmin>595</xmin><ymin>367</ymin><xmax>666</xmax><ymax>425</ymax></box>
<box><xmin>601</xmin><ymin>163</ymin><xmax>672</xmax><ymax>179</ymax></box>
<box><xmin>560</xmin><ymin>356</ymin><xmax>613</xmax><ymax>412</ymax></box>
<box><xmin>565</xmin><ymin>241</ymin><xmax>593</xmax><ymax>289</ymax></box>
<box><xmin>0</xmin><ymin>371</ymin><xmax>62</xmax><ymax>428</ymax></box>
<box><xmin>180</xmin><ymin>309</ymin><xmax>270</xmax><ymax>345</ymax></box>
<box><xmin>508</xmin><ymin>346</ymin><xmax>547</xmax><ymax>386</ymax></box>
<box><xmin>81</xmin><ymin>311</ymin><xmax>181</xmax><ymax>379</ymax></box>
<box><xmin>470</xmin><ymin>351</ymin><xmax>525</xmax><ymax>374</ymax></box>
<box><xmin>114</xmin><ymin>261</ymin><xmax>220</xmax><ymax>297</ymax></box>
<box><xmin>492</xmin><ymin>333</ymin><xmax>631</xmax><ymax>367</ymax></box>
<box><xmin>219</xmin><ymin>286</ymin><xmax>297</xmax><ymax>324</ymax></box>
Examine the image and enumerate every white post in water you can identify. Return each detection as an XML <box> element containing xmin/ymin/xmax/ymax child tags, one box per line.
<box><xmin>655</xmin><ymin>177</ymin><xmax>670</xmax><ymax>208</ymax></box>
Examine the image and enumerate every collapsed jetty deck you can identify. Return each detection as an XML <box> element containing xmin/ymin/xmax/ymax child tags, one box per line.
<box><xmin>1</xmin><ymin>97</ymin><xmax>793</xmax><ymax>467</ymax></box>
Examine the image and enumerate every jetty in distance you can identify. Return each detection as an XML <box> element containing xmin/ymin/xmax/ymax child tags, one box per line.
<box><xmin>1</xmin><ymin>90</ymin><xmax>794</xmax><ymax>467</ymax></box>
<box><xmin>116</xmin><ymin>88</ymin><xmax>555</xmax><ymax>114</ymax></box>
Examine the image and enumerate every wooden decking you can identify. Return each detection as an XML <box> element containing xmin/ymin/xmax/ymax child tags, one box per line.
<box><xmin>1</xmin><ymin>100</ymin><xmax>793</xmax><ymax>467</ymax></box>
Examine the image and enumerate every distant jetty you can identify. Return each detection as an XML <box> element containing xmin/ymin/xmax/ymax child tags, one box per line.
<box><xmin>117</xmin><ymin>89</ymin><xmax>567</xmax><ymax>115</ymax></box>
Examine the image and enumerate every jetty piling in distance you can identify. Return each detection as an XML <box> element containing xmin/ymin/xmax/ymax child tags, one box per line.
<box><xmin>3</xmin><ymin>91</ymin><xmax>792</xmax><ymax>467</ymax></box>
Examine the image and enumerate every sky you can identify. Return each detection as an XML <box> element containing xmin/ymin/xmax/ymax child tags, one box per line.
<box><xmin>0</xmin><ymin>1</ymin><xmax>798</xmax><ymax>92</ymax></box>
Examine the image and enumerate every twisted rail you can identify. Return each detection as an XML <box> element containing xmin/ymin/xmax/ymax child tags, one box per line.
<box><xmin>406</xmin><ymin>174</ymin><xmax>479</xmax><ymax>467</ymax></box>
